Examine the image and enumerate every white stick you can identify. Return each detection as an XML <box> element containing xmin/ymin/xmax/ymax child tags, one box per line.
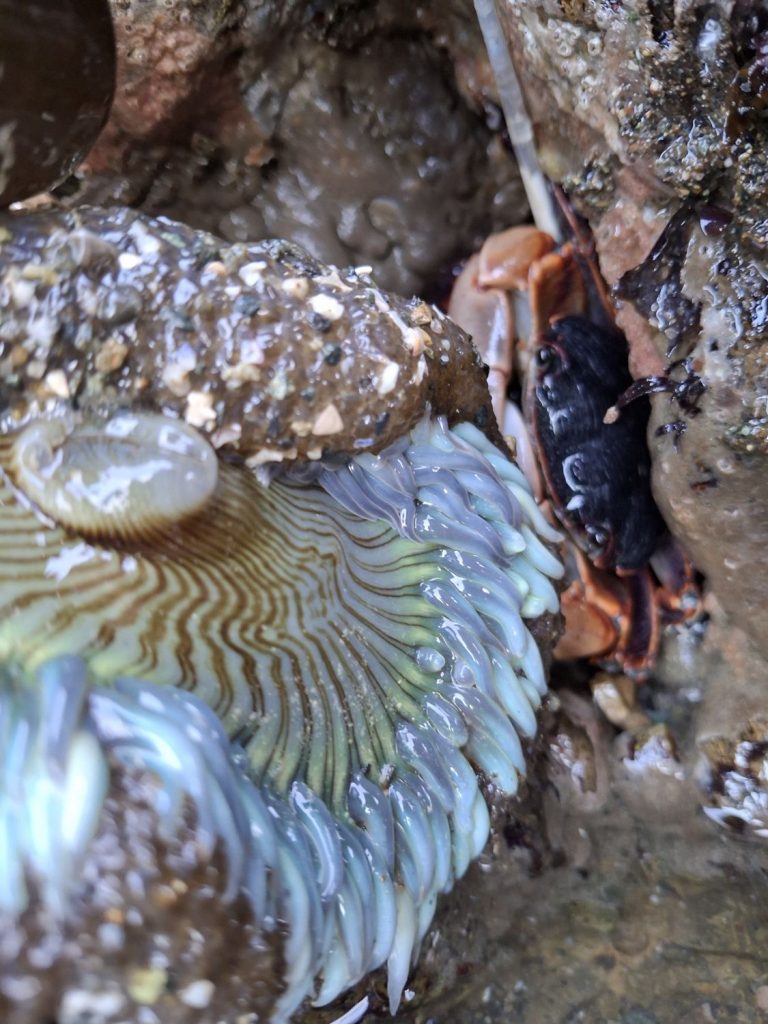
<box><xmin>473</xmin><ymin>0</ymin><xmax>562</xmax><ymax>242</ymax></box>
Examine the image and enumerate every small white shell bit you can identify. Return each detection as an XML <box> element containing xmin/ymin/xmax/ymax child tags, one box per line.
<box><xmin>9</xmin><ymin>412</ymin><xmax>219</xmax><ymax>539</ymax></box>
<box><xmin>0</xmin><ymin>411</ymin><xmax>563</xmax><ymax>1023</ymax></box>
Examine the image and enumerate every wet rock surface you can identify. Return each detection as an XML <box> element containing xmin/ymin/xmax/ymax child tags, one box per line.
<box><xmin>497</xmin><ymin>1</ymin><xmax>768</xmax><ymax>658</ymax></box>
<box><xmin>407</xmin><ymin>833</ymin><xmax>768</xmax><ymax>1024</ymax></box>
<box><xmin>67</xmin><ymin>0</ymin><xmax>525</xmax><ymax>297</ymax></box>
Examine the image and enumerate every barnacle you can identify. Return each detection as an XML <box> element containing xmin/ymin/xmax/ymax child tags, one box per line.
<box><xmin>0</xmin><ymin>408</ymin><xmax>562</xmax><ymax>1022</ymax></box>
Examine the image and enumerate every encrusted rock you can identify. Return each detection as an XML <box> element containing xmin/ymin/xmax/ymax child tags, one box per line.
<box><xmin>72</xmin><ymin>0</ymin><xmax>526</xmax><ymax>296</ymax></box>
<box><xmin>0</xmin><ymin>206</ymin><xmax>497</xmax><ymax>463</ymax></box>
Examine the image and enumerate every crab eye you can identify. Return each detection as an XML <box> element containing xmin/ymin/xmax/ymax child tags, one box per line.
<box><xmin>536</xmin><ymin>345</ymin><xmax>559</xmax><ymax>371</ymax></box>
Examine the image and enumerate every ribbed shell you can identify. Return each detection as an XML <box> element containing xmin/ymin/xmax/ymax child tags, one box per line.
<box><xmin>9</xmin><ymin>413</ymin><xmax>218</xmax><ymax>541</ymax></box>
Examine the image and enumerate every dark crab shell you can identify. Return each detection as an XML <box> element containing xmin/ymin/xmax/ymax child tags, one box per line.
<box><xmin>0</xmin><ymin>0</ymin><xmax>115</xmax><ymax>207</ymax></box>
<box><xmin>527</xmin><ymin>315</ymin><xmax>666</xmax><ymax>573</ymax></box>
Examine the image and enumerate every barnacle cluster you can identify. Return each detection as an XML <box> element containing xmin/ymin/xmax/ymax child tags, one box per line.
<box><xmin>700</xmin><ymin>721</ymin><xmax>768</xmax><ymax>839</ymax></box>
<box><xmin>0</xmin><ymin>207</ymin><xmax>563</xmax><ymax>1021</ymax></box>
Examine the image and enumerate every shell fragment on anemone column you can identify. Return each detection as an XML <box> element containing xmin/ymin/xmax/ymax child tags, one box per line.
<box><xmin>8</xmin><ymin>411</ymin><xmax>219</xmax><ymax>540</ymax></box>
<box><xmin>0</xmin><ymin>410</ymin><xmax>562</xmax><ymax>1023</ymax></box>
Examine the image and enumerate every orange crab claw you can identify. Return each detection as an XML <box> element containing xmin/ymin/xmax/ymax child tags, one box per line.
<box><xmin>555</xmin><ymin>548</ymin><xmax>627</xmax><ymax>662</ymax></box>
<box><xmin>527</xmin><ymin>243</ymin><xmax>587</xmax><ymax>340</ymax></box>
<box><xmin>556</xmin><ymin>580</ymin><xmax>620</xmax><ymax>661</ymax></box>
<box><xmin>475</xmin><ymin>227</ymin><xmax>587</xmax><ymax>356</ymax></box>
<box><xmin>476</xmin><ymin>226</ymin><xmax>556</xmax><ymax>291</ymax></box>
<box><xmin>555</xmin><ymin>549</ymin><xmax>660</xmax><ymax>680</ymax></box>
<box><xmin>449</xmin><ymin>226</ymin><xmax>589</xmax><ymax>427</ymax></box>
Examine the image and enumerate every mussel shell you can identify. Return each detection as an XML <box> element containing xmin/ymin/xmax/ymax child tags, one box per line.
<box><xmin>0</xmin><ymin>0</ymin><xmax>115</xmax><ymax>206</ymax></box>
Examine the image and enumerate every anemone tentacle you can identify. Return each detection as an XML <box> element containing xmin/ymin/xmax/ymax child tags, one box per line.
<box><xmin>0</xmin><ymin>415</ymin><xmax>562</xmax><ymax>1022</ymax></box>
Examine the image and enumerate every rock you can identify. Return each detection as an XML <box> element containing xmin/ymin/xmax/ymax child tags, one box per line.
<box><xmin>69</xmin><ymin>0</ymin><xmax>526</xmax><ymax>296</ymax></box>
<box><xmin>693</xmin><ymin>608</ymin><xmax>768</xmax><ymax>837</ymax></box>
<box><xmin>0</xmin><ymin>0</ymin><xmax>114</xmax><ymax>205</ymax></box>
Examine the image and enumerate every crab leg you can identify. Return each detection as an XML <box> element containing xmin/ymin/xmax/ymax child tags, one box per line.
<box><xmin>613</xmin><ymin>568</ymin><xmax>660</xmax><ymax>680</ymax></box>
<box><xmin>554</xmin><ymin>549</ymin><xmax>662</xmax><ymax>679</ymax></box>
<box><xmin>551</xmin><ymin>185</ymin><xmax>617</xmax><ymax>325</ymax></box>
<box><xmin>604</xmin><ymin>375</ymin><xmax>673</xmax><ymax>424</ymax></box>
<box><xmin>476</xmin><ymin>226</ymin><xmax>556</xmax><ymax>291</ymax></box>
<box><xmin>649</xmin><ymin>534</ymin><xmax>701</xmax><ymax>623</ymax></box>
<box><xmin>447</xmin><ymin>252</ymin><xmax>514</xmax><ymax>428</ymax></box>
<box><xmin>555</xmin><ymin>549</ymin><xmax>626</xmax><ymax>662</ymax></box>
<box><xmin>449</xmin><ymin>225</ymin><xmax>582</xmax><ymax>412</ymax></box>
<box><xmin>448</xmin><ymin>236</ymin><xmax>548</xmax><ymax>498</ymax></box>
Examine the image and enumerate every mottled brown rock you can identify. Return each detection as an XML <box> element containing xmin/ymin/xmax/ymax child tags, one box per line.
<box><xmin>498</xmin><ymin>1</ymin><xmax>768</xmax><ymax>655</ymax></box>
<box><xmin>104</xmin><ymin>1</ymin><xmax>239</xmax><ymax>142</ymax></box>
<box><xmin>0</xmin><ymin>206</ymin><xmax>496</xmax><ymax>465</ymax></box>
<box><xmin>688</xmin><ymin>609</ymin><xmax>768</xmax><ymax>836</ymax></box>
<box><xmin>73</xmin><ymin>0</ymin><xmax>525</xmax><ymax>296</ymax></box>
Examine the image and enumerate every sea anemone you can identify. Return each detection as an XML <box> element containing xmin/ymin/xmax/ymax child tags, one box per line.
<box><xmin>0</xmin><ymin>210</ymin><xmax>562</xmax><ymax>1023</ymax></box>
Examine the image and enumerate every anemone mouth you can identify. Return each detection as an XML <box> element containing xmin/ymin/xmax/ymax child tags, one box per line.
<box><xmin>0</xmin><ymin>414</ymin><xmax>562</xmax><ymax>1021</ymax></box>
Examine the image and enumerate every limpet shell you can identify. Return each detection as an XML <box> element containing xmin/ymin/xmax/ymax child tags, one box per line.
<box><xmin>10</xmin><ymin>412</ymin><xmax>218</xmax><ymax>540</ymax></box>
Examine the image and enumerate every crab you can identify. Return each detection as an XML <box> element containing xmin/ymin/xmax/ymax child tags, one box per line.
<box><xmin>447</xmin><ymin>217</ymin><xmax>701</xmax><ymax>679</ymax></box>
